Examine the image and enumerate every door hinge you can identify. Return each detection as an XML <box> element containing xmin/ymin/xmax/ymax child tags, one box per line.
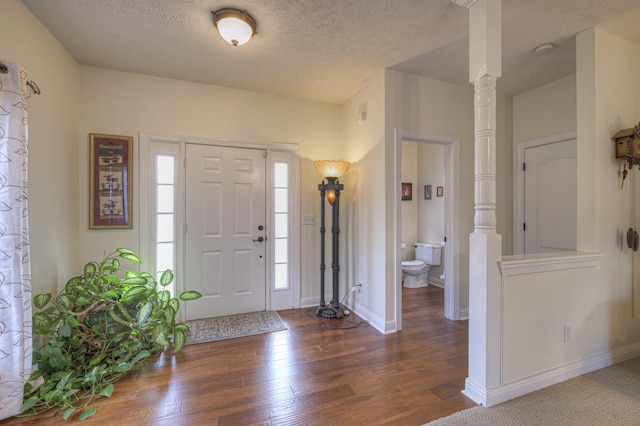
<box><xmin>183</xmin><ymin>223</ymin><xmax>187</xmax><ymax>234</ymax></box>
<box><xmin>184</xmin><ymin>158</ymin><xmax>188</xmax><ymax>169</ymax></box>
<box><xmin>522</xmin><ymin>162</ymin><xmax>526</xmax><ymax>171</ymax></box>
<box><xmin>523</xmin><ymin>222</ymin><xmax>526</xmax><ymax>231</ymax></box>
<box><xmin>262</xmin><ymin>149</ymin><xmax>268</xmax><ymax>158</ymax></box>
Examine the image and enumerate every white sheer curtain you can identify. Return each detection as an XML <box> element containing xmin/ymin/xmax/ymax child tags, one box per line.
<box><xmin>0</xmin><ymin>60</ymin><xmax>32</xmax><ymax>420</ymax></box>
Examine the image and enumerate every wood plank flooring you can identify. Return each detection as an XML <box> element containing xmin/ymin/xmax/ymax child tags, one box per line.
<box><xmin>2</xmin><ymin>286</ymin><xmax>476</xmax><ymax>425</ymax></box>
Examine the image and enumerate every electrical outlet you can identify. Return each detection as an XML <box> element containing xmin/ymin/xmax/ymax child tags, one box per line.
<box><xmin>564</xmin><ymin>324</ymin><xmax>572</xmax><ymax>342</ymax></box>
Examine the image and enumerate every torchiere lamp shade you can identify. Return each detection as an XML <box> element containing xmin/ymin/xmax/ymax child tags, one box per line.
<box><xmin>314</xmin><ymin>160</ymin><xmax>351</xmax><ymax>179</ymax></box>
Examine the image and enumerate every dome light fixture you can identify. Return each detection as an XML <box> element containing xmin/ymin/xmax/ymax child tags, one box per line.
<box><xmin>212</xmin><ymin>8</ymin><xmax>257</xmax><ymax>46</ymax></box>
<box><xmin>533</xmin><ymin>43</ymin><xmax>555</xmax><ymax>56</ymax></box>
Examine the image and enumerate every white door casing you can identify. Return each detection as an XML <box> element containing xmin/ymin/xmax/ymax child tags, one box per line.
<box><xmin>515</xmin><ymin>132</ymin><xmax>577</xmax><ymax>254</ymax></box>
<box><xmin>185</xmin><ymin>144</ymin><xmax>266</xmax><ymax>319</ymax></box>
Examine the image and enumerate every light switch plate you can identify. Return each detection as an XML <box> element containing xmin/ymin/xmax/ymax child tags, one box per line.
<box><xmin>302</xmin><ymin>214</ymin><xmax>315</xmax><ymax>225</ymax></box>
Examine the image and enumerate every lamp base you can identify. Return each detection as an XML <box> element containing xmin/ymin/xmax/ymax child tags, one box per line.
<box><xmin>316</xmin><ymin>303</ymin><xmax>345</xmax><ymax>319</ymax></box>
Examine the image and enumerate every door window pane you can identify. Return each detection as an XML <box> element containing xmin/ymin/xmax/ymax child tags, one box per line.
<box><xmin>274</xmin><ymin>162</ymin><xmax>288</xmax><ymax>187</ymax></box>
<box><xmin>157</xmin><ymin>213</ymin><xmax>174</xmax><ymax>242</ymax></box>
<box><xmin>274</xmin><ymin>213</ymin><xmax>288</xmax><ymax>238</ymax></box>
<box><xmin>157</xmin><ymin>185</ymin><xmax>174</xmax><ymax>213</ymax></box>
<box><xmin>273</xmin><ymin>161</ymin><xmax>289</xmax><ymax>290</ymax></box>
<box><xmin>155</xmin><ymin>154</ymin><xmax>176</xmax><ymax>297</ymax></box>
<box><xmin>274</xmin><ymin>188</ymin><xmax>288</xmax><ymax>213</ymax></box>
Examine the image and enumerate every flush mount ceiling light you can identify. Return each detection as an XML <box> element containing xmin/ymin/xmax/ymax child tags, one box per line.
<box><xmin>533</xmin><ymin>43</ymin><xmax>555</xmax><ymax>56</ymax></box>
<box><xmin>212</xmin><ymin>8</ymin><xmax>257</xmax><ymax>46</ymax></box>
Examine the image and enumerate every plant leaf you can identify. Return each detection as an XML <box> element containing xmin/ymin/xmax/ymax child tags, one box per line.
<box><xmin>173</xmin><ymin>323</ymin><xmax>189</xmax><ymax>332</ymax></box>
<box><xmin>99</xmin><ymin>290</ymin><xmax>119</xmax><ymax>299</ymax></box>
<box><xmin>59</xmin><ymin>321</ymin><xmax>72</xmax><ymax>337</ymax></box>
<box><xmin>21</xmin><ymin>395</ymin><xmax>40</xmax><ymax>413</ymax></box>
<box><xmin>57</xmin><ymin>294</ymin><xmax>70</xmax><ymax>308</ymax></box>
<box><xmin>121</xmin><ymin>286</ymin><xmax>148</xmax><ymax>303</ymax></box>
<box><xmin>67</xmin><ymin>316</ymin><xmax>81</xmax><ymax>328</ymax></box>
<box><xmin>137</xmin><ymin>301</ymin><xmax>153</xmax><ymax>326</ymax></box>
<box><xmin>169</xmin><ymin>298</ymin><xmax>179</xmax><ymax>315</ymax></box>
<box><xmin>122</xmin><ymin>276</ymin><xmax>148</xmax><ymax>286</ymax></box>
<box><xmin>63</xmin><ymin>407</ymin><xmax>76</xmax><ymax>420</ymax></box>
<box><xmin>173</xmin><ymin>329</ymin><xmax>186</xmax><ymax>353</ymax></box>
<box><xmin>118</xmin><ymin>252</ymin><xmax>141</xmax><ymax>264</ymax></box>
<box><xmin>79</xmin><ymin>407</ymin><xmax>98</xmax><ymax>420</ymax></box>
<box><xmin>84</xmin><ymin>262</ymin><xmax>97</xmax><ymax>276</ymax></box>
<box><xmin>159</xmin><ymin>269</ymin><xmax>174</xmax><ymax>286</ymax></box>
<box><xmin>179</xmin><ymin>291</ymin><xmax>202</xmax><ymax>301</ymax></box>
<box><xmin>33</xmin><ymin>293</ymin><xmax>52</xmax><ymax>309</ymax></box>
<box><xmin>98</xmin><ymin>383</ymin><xmax>114</xmax><ymax>398</ymax></box>
<box><xmin>75</xmin><ymin>296</ymin><xmax>91</xmax><ymax>306</ymax></box>
<box><xmin>131</xmin><ymin>349</ymin><xmax>151</xmax><ymax>365</ymax></box>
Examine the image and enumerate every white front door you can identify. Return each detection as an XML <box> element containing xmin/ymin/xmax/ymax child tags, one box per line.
<box><xmin>523</xmin><ymin>138</ymin><xmax>577</xmax><ymax>254</ymax></box>
<box><xmin>184</xmin><ymin>144</ymin><xmax>266</xmax><ymax>320</ymax></box>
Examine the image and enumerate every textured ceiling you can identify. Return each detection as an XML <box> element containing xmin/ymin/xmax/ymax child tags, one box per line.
<box><xmin>21</xmin><ymin>0</ymin><xmax>640</xmax><ymax>104</ymax></box>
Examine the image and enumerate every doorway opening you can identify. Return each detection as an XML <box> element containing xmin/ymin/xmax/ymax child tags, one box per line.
<box><xmin>394</xmin><ymin>130</ymin><xmax>460</xmax><ymax>330</ymax></box>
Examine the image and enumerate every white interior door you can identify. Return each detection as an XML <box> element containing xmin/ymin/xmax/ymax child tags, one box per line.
<box><xmin>185</xmin><ymin>144</ymin><xmax>266</xmax><ymax>320</ymax></box>
<box><xmin>523</xmin><ymin>138</ymin><xmax>577</xmax><ymax>254</ymax></box>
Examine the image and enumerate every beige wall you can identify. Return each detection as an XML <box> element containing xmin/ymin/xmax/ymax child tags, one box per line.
<box><xmin>341</xmin><ymin>71</ymin><xmax>387</xmax><ymax>329</ymax></box>
<box><xmin>417</xmin><ymin>143</ymin><xmax>445</xmax><ymax>281</ymax></box>
<box><xmin>401</xmin><ymin>141</ymin><xmax>418</xmax><ymax>261</ymax></box>
<box><xmin>0</xmin><ymin>0</ymin><xmax>81</xmax><ymax>296</ymax></box>
<box><xmin>78</xmin><ymin>67</ymin><xmax>343</xmax><ymax>304</ymax></box>
<box><xmin>513</xmin><ymin>74</ymin><xmax>576</xmax><ymax>143</ymax></box>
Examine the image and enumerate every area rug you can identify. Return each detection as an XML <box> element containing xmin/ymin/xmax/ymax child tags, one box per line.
<box><xmin>184</xmin><ymin>310</ymin><xmax>286</xmax><ymax>345</ymax></box>
<box><xmin>424</xmin><ymin>356</ymin><xmax>640</xmax><ymax>425</ymax></box>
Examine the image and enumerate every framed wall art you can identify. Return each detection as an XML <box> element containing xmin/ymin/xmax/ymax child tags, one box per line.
<box><xmin>89</xmin><ymin>133</ymin><xmax>133</xmax><ymax>229</ymax></box>
<box><xmin>424</xmin><ymin>185</ymin><xmax>432</xmax><ymax>200</ymax></box>
<box><xmin>401</xmin><ymin>182</ymin><xmax>412</xmax><ymax>201</ymax></box>
<box><xmin>437</xmin><ymin>186</ymin><xmax>444</xmax><ymax>197</ymax></box>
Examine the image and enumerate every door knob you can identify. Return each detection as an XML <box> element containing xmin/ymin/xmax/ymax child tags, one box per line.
<box><xmin>253</xmin><ymin>236</ymin><xmax>264</xmax><ymax>243</ymax></box>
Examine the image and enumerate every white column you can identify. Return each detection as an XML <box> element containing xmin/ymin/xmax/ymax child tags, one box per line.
<box><xmin>453</xmin><ymin>0</ymin><xmax>503</xmax><ymax>406</ymax></box>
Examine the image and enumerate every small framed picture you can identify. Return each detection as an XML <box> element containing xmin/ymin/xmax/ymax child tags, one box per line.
<box><xmin>89</xmin><ymin>133</ymin><xmax>133</xmax><ymax>229</ymax></box>
<box><xmin>401</xmin><ymin>182</ymin><xmax>412</xmax><ymax>201</ymax></box>
<box><xmin>437</xmin><ymin>186</ymin><xmax>444</xmax><ymax>197</ymax></box>
<box><xmin>424</xmin><ymin>185</ymin><xmax>432</xmax><ymax>200</ymax></box>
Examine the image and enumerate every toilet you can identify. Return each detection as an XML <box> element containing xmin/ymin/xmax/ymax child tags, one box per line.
<box><xmin>401</xmin><ymin>243</ymin><xmax>442</xmax><ymax>288</ymax></box>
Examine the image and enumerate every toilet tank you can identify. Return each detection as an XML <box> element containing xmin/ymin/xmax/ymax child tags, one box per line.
<box><xmin>415</xmin><ymin>243</ymin><xmax>442</xmax><ymax>265</ymax></box>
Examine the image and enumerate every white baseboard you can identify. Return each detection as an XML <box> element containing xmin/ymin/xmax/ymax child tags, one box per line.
<box><xmin>458</xmin><ymin>308</ymin><xmax>469</xmax><ymax>320</ymax></box>
<box><xmin>427</xmin><ymin>277</ymin><xmax>444</xmax><ymax>287</ymax></box>
<box><xmin>300</xmin><ymin>296</ymin><xmax>388</xmax><ymax>334</ymax></box>
<box><xmin>347</xmin><ymin>302</ymin><xmax>387</xmax><ymax>334</ymax></box>
<box><xmin>464</xmin><ymin>342</ymin><xmax>640</xmax><ymax>407</ymax></box>
<box><xmin>300</xmin><ymin>295</ymin><xmax>329</xmax><ymax>309</ymax></box>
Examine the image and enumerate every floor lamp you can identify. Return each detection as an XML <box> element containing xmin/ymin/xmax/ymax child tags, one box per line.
<box><xmin>314</xmin><ymin>160</ymin><xmax>351</xmax><ymax>319</ymax></box>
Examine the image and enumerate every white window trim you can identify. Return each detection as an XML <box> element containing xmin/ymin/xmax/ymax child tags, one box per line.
<box><xmin>139</xmin><ymin>132</ymin><xmax>301</xmax><ymax>319</ymax></box>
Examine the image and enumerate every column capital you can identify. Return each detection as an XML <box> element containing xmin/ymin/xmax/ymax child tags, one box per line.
<box><xmin>451</xmin><ymin>0</ymin><xmax>478</xmax><ymax>8</ymax></box>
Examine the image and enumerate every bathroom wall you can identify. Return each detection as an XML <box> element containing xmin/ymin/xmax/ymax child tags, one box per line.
<box><xmin>401</xmin><ymin>140</ymin><xmax>446</xmax><ymax>284</ymax></box>
<box><xmin>401</xmin><ymin>141</ymin><xmax>418</xmax><ymax>261</ymax></box>
<box><xmin>417</xmin><ymin>143</ymin><xmax>445</xmax><ymax>283</ymax></box>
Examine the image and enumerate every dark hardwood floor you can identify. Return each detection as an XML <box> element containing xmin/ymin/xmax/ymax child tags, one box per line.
<box><xmin>2</xmin><ymin>286</ymin><xmax>475</xmax><ymax>425</ymax></box>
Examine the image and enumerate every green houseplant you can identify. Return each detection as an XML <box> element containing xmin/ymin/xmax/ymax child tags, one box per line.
<box><xmin>21</xmin><ymin>248</ymin><xmax>201</xmax><ymax>421</ymax></box>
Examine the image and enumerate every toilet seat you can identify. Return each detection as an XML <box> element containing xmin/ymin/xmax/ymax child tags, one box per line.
<box><xmin>401</xmin><ymin>260</ymin><xmax>425</xmax><ymax>271</ymax></box>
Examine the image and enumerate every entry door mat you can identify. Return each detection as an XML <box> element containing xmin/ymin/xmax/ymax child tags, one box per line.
<box><xmin>184</xmin><ymin>311</ymin><xmax>287</xmax><ymax>345</ymax></box>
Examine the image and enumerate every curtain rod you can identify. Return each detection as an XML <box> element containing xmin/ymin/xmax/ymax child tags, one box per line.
<box><xmin>0</xmin><ymin>62</ymin><xmax>41</xmax><ymax>95</ymax></box>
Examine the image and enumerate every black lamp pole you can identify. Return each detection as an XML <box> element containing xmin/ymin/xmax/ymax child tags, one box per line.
<box><xmin>316</xmin><ymin>182</ymin><xmax>327</xmax><ymax>314</ymax></box>
<box><xmin>317</xmin><ymin>177</ymin><xmax>344</xmax><ymax>319</ymax></box>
